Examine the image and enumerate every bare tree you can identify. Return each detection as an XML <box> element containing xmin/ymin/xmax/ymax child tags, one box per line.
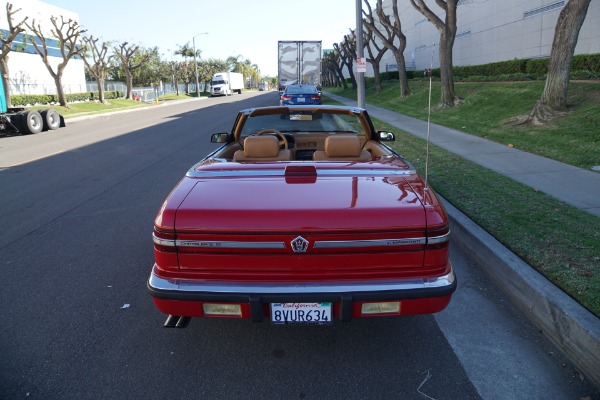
<box><xmin>82</xmin><ymin>35</ymin><xmax>112</xmax><ymax>103</ymax></box>
<box><xmin>336</xmin><ymin>32</ymin><xmax>357</xmax><ymax>89</ymax></box>
<box><xmin>322</xmin><ymin>51</ymin><xmax>345</xmax><ymax>88</ymax></box>
<box><xmin>409</xmin><ymin>0</ymin><xmax>460</xmax><ymax>108</ymax></box>
<box><xmin>0</xmin><ymin>3</ymin><xmax>28</xmax><ymax>108</ymax></box>
<box><xmin>114</xmin><ymin>42</ymin><xmax>150</xmax><ymax>99</ymax></box>
<box><xmin>524</xmin><ymin>0</ymin><xmax>592</xmax><ymax>125</ymax></box>
<box><xmin>362</xmin><ymin>0</ymin><xmax>405</xmax><ymax>95</ymax></box>
<box><xmin>28</xmin><ymin>16</ymin><xmax>86</xmax><ymax>107</ymax></box>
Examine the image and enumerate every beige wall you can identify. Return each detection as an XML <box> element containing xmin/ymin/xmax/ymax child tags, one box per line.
<box><xmin>376</xmin><ymin>0</ymin><xmax>600</xmax><ymax>72</ymax></box>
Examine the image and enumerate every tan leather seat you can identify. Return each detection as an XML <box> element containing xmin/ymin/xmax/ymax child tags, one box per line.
<box><xmin>312</xmin><ymin>135</ymin><xmax>371</xmax><ymax>161</ymax></box>
<box><xmin>233</xmin><ymin>135</ymin><xmax>292</xmax><ymax>162</ymax></box>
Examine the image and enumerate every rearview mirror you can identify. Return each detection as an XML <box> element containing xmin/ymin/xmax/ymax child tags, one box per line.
<box><xmin>211</xmin><ymin>133</ymin><xmax>229</xmax><ymax>143</ymax></box>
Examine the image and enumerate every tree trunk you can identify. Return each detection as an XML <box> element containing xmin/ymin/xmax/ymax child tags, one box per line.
<box><xmin>335</xmin><ymin>64</ymin><xmax>347</xmax><ymax>89</ymax></box>
<box><xmin>97</xmin><ymin>77</ymin><xmax>106</xmax><ymax>104</ymax></box>
<box><xmin>394</xmin><ymin>53</ymin><xmax>410</xmax><ymax>97</ymax></box>
<box><xmin>529</xmin><ymin>0</ymin><xmax>591</xmax><ymax>123</ymax></box>
<box><xmin>54</xmin><ymin>75</ymin><xmax>67</xmax><ymax>107</ymax></box>
<box><xmin>438</xmin><ymin>29</ymin><xmax>460</xmax><ymax>108</ymax></box>
<box><xmin>0</xmin><ymin>59</ymin><xmax>12</xmax><ymax>108</ymax></box>
<box><xmin>373</xmin><ymin>64</ymin><xmax>382</xmax><ymax>93</ymax></box>
<box><xmin>344</xmin><ymin>59</ymin><xmax>357</xmax><ymax>89</ymax></box>
<box><xmin>125</xmin><ymin>71</ymin><xmax>133</xmax><ymax>99</ymax></box>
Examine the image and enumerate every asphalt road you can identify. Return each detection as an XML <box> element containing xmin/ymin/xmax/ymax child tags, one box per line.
<box><xmin>1</xmin><ymin>92</ymin><xmax>598</xmax><ymax>399</ymax></box>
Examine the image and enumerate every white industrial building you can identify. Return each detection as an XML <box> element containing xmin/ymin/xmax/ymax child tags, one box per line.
<box><xmin>375</xmin><ymin>0</ymin><xmax>600</xmax><ymax>73</ymax></box>
<box><xmin>0</xmin><ymin>0</ymin><xmax>86</xmax><ymax>95</ymax></box>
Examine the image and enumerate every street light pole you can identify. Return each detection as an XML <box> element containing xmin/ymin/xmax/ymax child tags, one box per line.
<box><xmin>192</xmin><ymin>32</ymin><xmax>208</xmax><ymax>98</ymax></box>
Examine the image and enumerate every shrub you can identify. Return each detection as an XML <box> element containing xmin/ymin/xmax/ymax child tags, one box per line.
<box><xmin>526</xmin><ymin>58</ymin><xmax>549</xmax><ymax>75</ymax></box>
<box><xmin>572</xmin><ymin>53</ymin><xmax>600</xmax><ymax>72</ymax></box>
<box><xmin>570</xmin><ymin>69</ymin><xmax>600</xmax><ymax>80</ymax></box>
<box><xmin>8</xmin><ymin>91</ymin><xmax>124</xmax><ymax>107</ymax></box>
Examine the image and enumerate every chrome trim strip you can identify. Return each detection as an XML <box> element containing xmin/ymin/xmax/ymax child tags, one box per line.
<box><xmin>186</xmin><ymin>168</ymin><xmax>415</xmax><ymax>178</ymax></box>
<box><xmin>156</xmin><ymin>233</ymin><xmax>447</xmax><ymax>249</ymax></box>
<box><xmin>176</xmin><ymin>240</ymin><xmax>286</xmax><ymax>249</ymax></box>
<box><xmin>314</xmin><ymin>237</ymin><xmax>426</xmax><ymax>249</ymax></box>
<box><xmin>153</xmin><ymin>233</ymin><xmax>175</xmax><ymax>247</ymax></box>
<box><xmin>148</xmin><ymin>269</ymin><xmax>456</xmax><ymax>295</ymax></box>
<box><xmin>427</xmin><ymin>232</ymin><xmax>450</xmax><ymax>245</ymax></box>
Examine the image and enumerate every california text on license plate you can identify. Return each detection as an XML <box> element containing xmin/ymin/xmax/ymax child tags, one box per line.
<box><xmin>270</xmin><ymin>302</ymin><xmax>332</xmax><ymax>324</ymax></box>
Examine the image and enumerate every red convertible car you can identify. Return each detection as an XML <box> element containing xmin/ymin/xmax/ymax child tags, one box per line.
<box><xmin>148</xmin><ymin>105</ymin><xmax>456</xmax><ymax>327</ymax></box>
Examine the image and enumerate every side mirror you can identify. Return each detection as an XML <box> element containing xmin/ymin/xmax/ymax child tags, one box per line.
<box><xmin>378</xmin><ymin>131</ymin><xmax>395</xmax><ymax>142</ymax></box>
<box><xmin>211</xmin><ymin>133</ymin><xmax>229</xmax><ymax>143</ymax></box>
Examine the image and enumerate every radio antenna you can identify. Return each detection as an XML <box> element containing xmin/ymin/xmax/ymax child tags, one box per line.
<box><xmin>424</xmin><ymin>42</ymin><xmax>436</xmax><ymax>194</ymax></box>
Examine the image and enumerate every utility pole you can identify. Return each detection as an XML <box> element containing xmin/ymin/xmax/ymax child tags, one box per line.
<box><xmin>356</xmin><ymin>0</ymin><xmax>366</xmax><ymax>108</ymax></box>
<box><xmin>192</xmin><ymin>32</ymin><xmax>208</xmax><ymax>97</ymax></box>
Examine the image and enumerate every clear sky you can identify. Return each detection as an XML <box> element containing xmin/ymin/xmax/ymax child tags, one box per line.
<box><xmin>43</xmin><ymin>0</ymin><xmax>359</xmax><ymax>77</ymax></box>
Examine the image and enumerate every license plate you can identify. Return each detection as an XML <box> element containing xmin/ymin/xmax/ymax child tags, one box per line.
<box><xmin>271</xmin><ymin>302</ymin><xmax>332</xmax><ymax>324</ymax></box>
<box><xmin>297</xmin><ymin>97</ymin><xmax>305</xmax><ymax>102</ymax></box>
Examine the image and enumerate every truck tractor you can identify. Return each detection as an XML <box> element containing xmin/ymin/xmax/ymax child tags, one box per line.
<box><xmin>0</xmin><ymin>79</ymin><xmax>65</xmax><ymax>135</ymax></box>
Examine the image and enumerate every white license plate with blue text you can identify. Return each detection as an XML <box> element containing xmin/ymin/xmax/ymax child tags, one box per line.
<box><xmin>270</xmin><ymin>302</ymin><xmax>332</xmax><ymax>324</ymax></box>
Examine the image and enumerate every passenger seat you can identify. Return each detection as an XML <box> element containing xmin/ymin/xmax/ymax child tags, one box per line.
<box><xmin>312</xmin><ymin>135</ymin><xmax>371</xmax><ymax>161</ymax></box>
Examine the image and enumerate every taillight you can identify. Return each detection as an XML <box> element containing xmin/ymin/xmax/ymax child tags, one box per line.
<box><xmin>153</xmin><ymin>229</ymin><xmax>176</xmax><ymax>253</ymax></box>
<box><xmin>310</xmin><ymin>95</ymin><xmax>321</xmax><ymax>100</ymax></box>
<box><xmin>426</xmin><ymin>225</ymin><xmax>450</xmax><ymax>250</ymax></box>
<box><xmin>281</xmin><ymin>95</ymin><xmax>292</xmax><ymax>101</ymax></box>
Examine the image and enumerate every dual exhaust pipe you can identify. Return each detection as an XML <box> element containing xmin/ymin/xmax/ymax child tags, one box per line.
<box><xmin>163</xmin><ymin>315</ymin><xmax>191</xmax><ymax>328</ymax></box>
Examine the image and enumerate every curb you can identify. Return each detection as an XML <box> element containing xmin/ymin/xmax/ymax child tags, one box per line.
<box><xmin>442</xmin><ymin>197</ymin><xmax>600</xmax><ymax>388</ymax></box>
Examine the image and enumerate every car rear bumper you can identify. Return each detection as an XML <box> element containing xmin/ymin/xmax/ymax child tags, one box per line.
<box><xmin>147</xmin><ymin>264</ymin><xmax>457</xmax><ymax>321</ymax></box>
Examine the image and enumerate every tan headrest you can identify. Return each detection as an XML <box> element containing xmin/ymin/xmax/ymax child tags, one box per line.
<box><xmin>325</xmin><ymin>135</ymin><xmax>361</xmax><ymax>157</ymax></box>
<box><xmin>244</xmin><ymin>136</ymin><xmax>280</xmax><ymax>158</ymax></box>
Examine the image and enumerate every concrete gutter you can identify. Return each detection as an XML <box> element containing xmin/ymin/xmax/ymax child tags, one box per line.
<box><xmin>442</xmin><ymin>197</ymin><xmax>600</xmax><ymax>388</ymax></box>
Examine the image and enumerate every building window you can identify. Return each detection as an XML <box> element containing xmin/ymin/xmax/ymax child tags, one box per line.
<box><xmin>524</xmin><ymin>1</ymin><xmax>565</xmax><ymax>19</ymax></box>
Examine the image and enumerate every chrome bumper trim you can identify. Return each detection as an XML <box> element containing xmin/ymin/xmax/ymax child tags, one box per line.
<box><xmin>147</xmin><ymin>266</ymin><xmax>456</xmax><ymax>296</ymax></box>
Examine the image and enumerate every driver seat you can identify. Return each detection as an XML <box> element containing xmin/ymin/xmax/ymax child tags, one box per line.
<box><xmin>233</xmin><ymin>135</ymin><xmax>292</xmax><ymax>162</ymax></box>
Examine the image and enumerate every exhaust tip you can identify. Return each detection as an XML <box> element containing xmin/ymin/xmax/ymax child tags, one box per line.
<box><xmin>164</xmin><ymin>315</ymin><xmax>191</xmax><ymax>328</ymax></box>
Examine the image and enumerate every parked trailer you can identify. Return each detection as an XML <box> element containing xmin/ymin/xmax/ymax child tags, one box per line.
<box><xmin>0</xmin><ymin>80</ymin><xmax>65</xmax><ymax>135</ymax></box>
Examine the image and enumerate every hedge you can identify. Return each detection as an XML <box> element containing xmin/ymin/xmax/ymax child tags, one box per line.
<box><xmin>10</xmin><ymin>91</ymin><xmax>124</xmax><ymax>107</ymax></box>
<box><xmin>392</xmin><ymin>53</ymin><xmax>599</xmax><ymax>83</ymax></box>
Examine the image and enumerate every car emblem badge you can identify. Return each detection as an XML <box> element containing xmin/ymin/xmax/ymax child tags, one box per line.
<box><xmin>291</xmin><ymin>236</ymin><xmax>309</xmax><ymax>253</ymax></box>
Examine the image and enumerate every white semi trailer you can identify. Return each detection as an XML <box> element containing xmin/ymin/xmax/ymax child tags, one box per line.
<box><xmin>210</xmin><ymin>72</ymin><xmax>244</xmax><ymax>96</ymax></box>
<box><xmin>277</xmin><ymin>40</ymin><xmax>322</xmax><ymax>94</ymax></box>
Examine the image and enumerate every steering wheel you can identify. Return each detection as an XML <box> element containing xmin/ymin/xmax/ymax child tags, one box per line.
<box><xmin>256</xmin><ymin>129</ymin><xmax>288</xmax><ymax>150</ymax></box>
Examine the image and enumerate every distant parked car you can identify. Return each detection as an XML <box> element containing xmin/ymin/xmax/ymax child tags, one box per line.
<box><xmin>280</xmin><ymin>84</ymin><xmax>322</xmax><ymax>106</ymax></box>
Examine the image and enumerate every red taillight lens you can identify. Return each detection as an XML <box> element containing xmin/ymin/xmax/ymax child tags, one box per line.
<box><xmin>426</xmin><ymin>226</ymin><xmax>450</xmax><ymax>250</ymax></box>
<box><xmin>281</xmin><ymin>95</ymin><xmax>292</xmax><ymax>101</ymax></box>
<box><xmin>310</xmin><ymin>95</ymin><xmax>321</xmax><ymax>100</ymax></box>
<box><xmin>153</xmin><ymin>229</ymin><xmax>176</xmax><ymax>253</ymax></box>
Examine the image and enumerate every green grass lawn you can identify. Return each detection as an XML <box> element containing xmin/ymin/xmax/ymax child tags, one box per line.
<box><xmin>328</xmin><ymin>80</ymin><xmax>600</xmax><ymax>170</ymax></box>
<box><xmin>30</xmin><ymin>98</ymin><xmax>150</xmax><ymax>117</ymax></box>
<box><xmin>324</xmin><ymin>84</ymin><xmax>600</xmax><ymax>317</ymax></box>
<box><xmin>28</xmin><ymin>91</ymin><xmax>213</xmax><ymax>118</ymax></box>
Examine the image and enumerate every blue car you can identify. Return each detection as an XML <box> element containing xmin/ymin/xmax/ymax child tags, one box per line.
<box><xmin>279</xmin><ymin>85</ymin><xmax>322</xmax><ymax>106</ymax></box>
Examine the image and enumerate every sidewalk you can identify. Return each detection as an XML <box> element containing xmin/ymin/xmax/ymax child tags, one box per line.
<box><xmin>326</xmin><ymin>93</ymin><xmax>600</xmax><ymax>217</ymax></box>
<box><xmin>324</xmin><ymin>92</ymin><xmax>600</xmax><ymax>388</ymax></box>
